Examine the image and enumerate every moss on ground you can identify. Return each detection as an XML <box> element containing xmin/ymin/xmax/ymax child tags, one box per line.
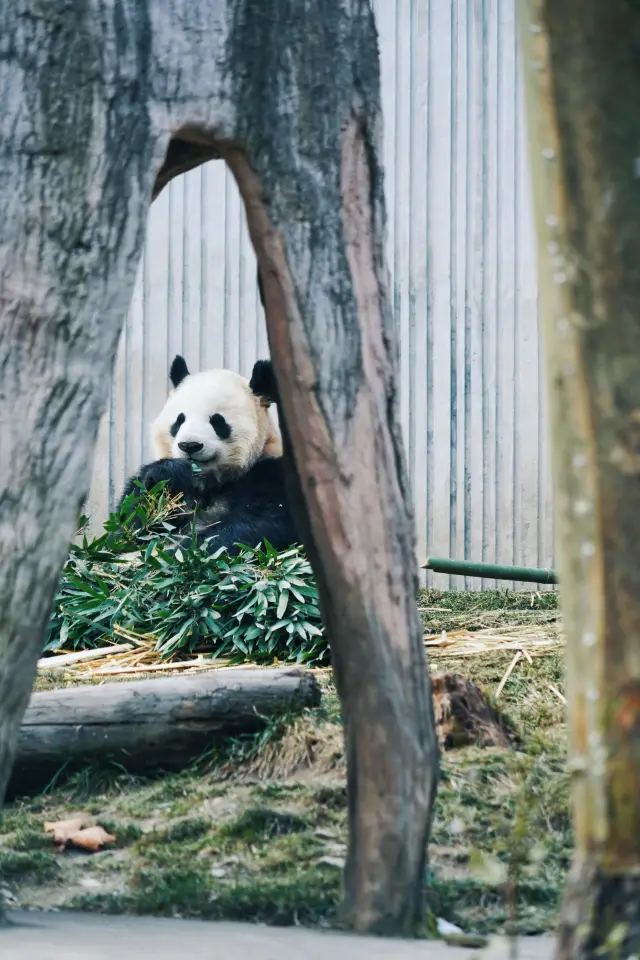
<box><xmin>2</xmin><ymin>590</ymin><xmax>568</xmax><ymax>936</ymax></box>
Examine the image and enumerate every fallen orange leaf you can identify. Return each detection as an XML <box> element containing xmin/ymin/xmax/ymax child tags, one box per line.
<box><xmin>68</xmin><ymin>825</ymin><xmax>116</xmax><ymax>852</ymax></box>
<box><xmin>44</xmin><ymin>816</ymin><xmax>88</xmax><ymax>849</ymax></box>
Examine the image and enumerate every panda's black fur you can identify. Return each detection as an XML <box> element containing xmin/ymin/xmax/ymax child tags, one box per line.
<box><xmin>118</xmin><ymin>359</ymin><xmax>298</xmax><ymax>556</ymax></box>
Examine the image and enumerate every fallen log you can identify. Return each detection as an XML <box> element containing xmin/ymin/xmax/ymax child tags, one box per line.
<box><xmin>7</xmin><ymin>667</ymin><xmax>321</xmax><ymax>798</ymax></box>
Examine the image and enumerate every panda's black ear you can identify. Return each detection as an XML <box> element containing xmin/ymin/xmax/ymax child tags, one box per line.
<box><xmin>249</xmin><ymin>360</ymin><xmax>279</xmax><ymax>406</ymax></box>
<box><xmin>169</xmin><ymin>355</ymin><xmax>190</xmax><ymax>388</ymax></box>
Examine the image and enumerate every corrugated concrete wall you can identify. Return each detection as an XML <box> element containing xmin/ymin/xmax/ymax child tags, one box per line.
<box><xmin>84</xmin><ymin>0</ymin><xmax>554</xmax><ymax>589</ymax></box>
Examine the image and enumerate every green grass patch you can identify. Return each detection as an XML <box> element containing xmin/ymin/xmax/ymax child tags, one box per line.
<box><xmin>6</xmin><ymin>580</ymin><xmax>569</xmax><ymax>937</ymax></box>
<box><xmin>217</xmin><ymin>807</ymin><xmax>311</xmax><ymax>842</ymax></box>
<box><xmin>71</xmin><ymin>868</ymin><xmax>340</xmax><ymax>926</ymax></box>
<box><xmin>0</xmin><ymin>848</ymin><xmax>60</xmax><ymax>883</ymax></box>
<box><xmin>419</xmin><ymin>587</ymin><xmax>558</xmax><ymax>634</ymax></box>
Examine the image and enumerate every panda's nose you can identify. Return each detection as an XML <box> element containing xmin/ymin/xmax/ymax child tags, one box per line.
<box><xmin>178</xmin><ymin>441</ymin><xmax>204</xmax><ymax>456</ymax></box>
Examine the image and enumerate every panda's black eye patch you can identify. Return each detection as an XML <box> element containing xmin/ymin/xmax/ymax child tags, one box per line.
<box><xmin>210</xmin><ymin>414</ymin><xmax>231</xmax><ymax>440</ymax></box>
<box><xmin>170</xmin><ymin>413</ymin><xmax>185</xmax><ymax>438</ymax></box>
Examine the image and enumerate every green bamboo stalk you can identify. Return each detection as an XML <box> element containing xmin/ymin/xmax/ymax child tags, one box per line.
<box><xmin>422</xmin><ymin>557</ymin><xmax>558</xmax><ymax>585</ymax></box>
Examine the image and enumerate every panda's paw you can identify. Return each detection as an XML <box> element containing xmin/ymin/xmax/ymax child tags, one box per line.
<box><xmin>138</xmin><ymin>459</ymin><xmax>194</xmax><ymax>497</ymax></box>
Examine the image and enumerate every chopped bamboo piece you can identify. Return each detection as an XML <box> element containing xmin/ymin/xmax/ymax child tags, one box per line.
<box><xmin>548</xmin><ymin>683</ymin><xmax>567</xmax><ymax>706</ymax></box>
<box><xmin>92</xmin><ymin>659</ymin><xmax>207</xmax><ymax>677</ymax></box>
<box><xmin>37</xmin><ymin>644</ymin><xmax>134</xmax><ymax>671</ymax></box>
<box><xmin>495</xmin><ymin>651</ymin><xmax>523</xmax><ymax>698</ymax></box>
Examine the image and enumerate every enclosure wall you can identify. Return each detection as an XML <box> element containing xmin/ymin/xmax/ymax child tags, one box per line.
<box><xmin>84</xmin><ymin>0</ymin><xmax>552</xmax><ymax>590</ymax></box>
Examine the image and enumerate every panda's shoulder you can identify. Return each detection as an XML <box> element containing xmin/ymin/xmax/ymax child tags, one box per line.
<box><xmin>231</xmin><ymin>456</ymin><xmax>286</xmax><ymax>497</ymax></box>
<box><xmin>244</xmin><ymin>456</ymin><xmax>285</xmax><ymax>489</ymax></box>
<box><xmin>249</xmin><ymin>456</ymin><xmax>285</xmax><ymax>479</ymax></box>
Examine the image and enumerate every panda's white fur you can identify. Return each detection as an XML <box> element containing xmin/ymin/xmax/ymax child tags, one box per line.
<box><xmin>151</xmin><ymin>367</ymin><xmax>282</xmax><ymax>483</ymax></box>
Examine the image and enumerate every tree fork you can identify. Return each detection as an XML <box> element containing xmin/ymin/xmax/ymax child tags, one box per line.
<box><xmin>0</xmin><ymin>0</ymin><xmax>438</xmax><ymax>934</ymax></box>
<box><xmin>518</xmin><ymin>1</ymin><xmax>640</xmax><ymax>955</ymax></box>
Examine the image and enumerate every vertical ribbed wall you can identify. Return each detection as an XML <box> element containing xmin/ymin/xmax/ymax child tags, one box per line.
<box><xmin>84</xmin><ymin>0</ymin><xmax>554</xmax><ymax>589</ymax></box>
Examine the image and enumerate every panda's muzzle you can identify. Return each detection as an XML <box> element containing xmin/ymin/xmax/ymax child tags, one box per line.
<box><xmin>178</xmin><ymin>440</ymin><xmax>204</xmax><ymax>456</ymax></box>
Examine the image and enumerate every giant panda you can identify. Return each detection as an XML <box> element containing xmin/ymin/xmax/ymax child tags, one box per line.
<box><xmin>118</xmin><ymin>356</ymin><xmax>299</xmax><ymax>555</ymax></box>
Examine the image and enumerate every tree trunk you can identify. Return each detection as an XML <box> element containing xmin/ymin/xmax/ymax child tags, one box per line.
<box><xmin>0</xmin><ymin>0</ymin><xmax>438</xmax><ymax>935</ymax></box>
<box><xmin>518</xmin><ymin>2</ymin><xmax>640</xmax><ymax>955</ymax></box>
<box><xmin>222</xmin><ymin>56</ymin><xmax>439</xmax><ymax>928</ymax></box>
<box><xmin>0</xmin><ymin>0</ymin><xmax>162</xmax><ymax>823</ymax></box>
<box><xmin>8</xmin><ymin>668</ymin><xmax>320</xmax><ymax>798</ymax></box>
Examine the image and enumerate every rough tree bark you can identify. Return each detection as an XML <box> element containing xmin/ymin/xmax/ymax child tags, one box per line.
<box><xmin>0</xmin><ymin>0</ymin><xmax>438</xmax><ymax>934</ymax></box>
<box><xmin>518</xmin><ymin>2</ymin><xmax>640</xmax><ymax>956</ymax></box>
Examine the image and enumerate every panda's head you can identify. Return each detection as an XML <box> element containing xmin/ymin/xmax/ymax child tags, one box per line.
<box><xmin>151</xmin><ymin>356</ymin><xmax>282</xmax><ymax>480</ymax></box>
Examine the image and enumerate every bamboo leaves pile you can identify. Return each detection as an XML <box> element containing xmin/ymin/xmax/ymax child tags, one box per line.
<box><xmin>46</xmin><ymin>484</ymin><xmax>327</xmax><ymax>665</ymax></box>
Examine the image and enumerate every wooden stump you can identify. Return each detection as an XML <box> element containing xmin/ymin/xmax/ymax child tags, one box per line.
<box><xmin>431</xmin><ymin>674</ymin><xmax>516</xmax><ymax>751</ymax></box>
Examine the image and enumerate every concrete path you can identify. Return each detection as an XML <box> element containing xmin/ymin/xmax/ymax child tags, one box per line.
<box><xmin>2</xmin><ymin>910</ymin><xmax>556</xmax><ymax>960</ymax></box>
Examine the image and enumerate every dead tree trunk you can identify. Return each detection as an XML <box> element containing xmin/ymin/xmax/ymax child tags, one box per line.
<box><xmin>0</xmin><ymin>0</ymin><xmax>438</xmax><ymax>935</ymax></box>
<box><xmin>9</xmin><ymin>668</ymin><xmax>320</xmax><ymax>797</ymax></box>
<box><xmin>518</xmin><ymin>2</ymin><xmax>640</xmax><ymax>956</ymax></box>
